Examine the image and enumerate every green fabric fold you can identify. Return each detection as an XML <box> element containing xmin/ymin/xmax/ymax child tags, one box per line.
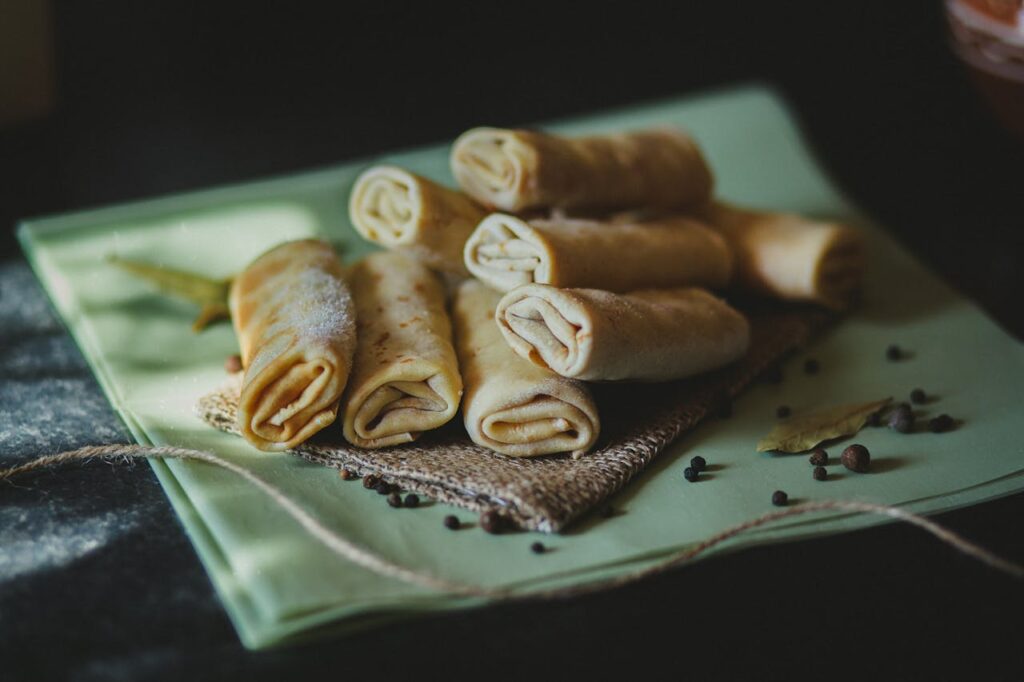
<box><xmin>19</xmin><ymin>84</ymin><xmax>1024</xmax><ymax>649</ymax></box>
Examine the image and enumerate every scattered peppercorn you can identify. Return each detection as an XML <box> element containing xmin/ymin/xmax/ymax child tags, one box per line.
<box><xmin>683</xmin><ymin>467</ymin><xmax>699</xmax><ymax>482</ymax></box>
<box><xmin>813</xmin><ymin>466</ymin><xmax>828</xmax><ymax>481</ymax></box>
<box><xmin>910</xmin><ymin>388</ymin><xmax>927</xmax><ymax>404</ymax></box>
<box><xmin>339</xmin><ymin>468</ymin><xmax>357</xmax><ymax>481</ymax></box>
<box><xmin>888</xmin><ymin>403</ymin><xmax>914</xmax><ymax>433</ymax></box>
<box><xmin>443</xmin><ymin>515</ymin><xmax>461</xmax><ymax>530</ymax></box>
<box><xmin>530</xmin><ymin>542</ymin><xmax>546</xmax><ymax>554</ymax></box>
<box><xmin>363</xmin><ymin>474</ymin><xmax>380</xmax><ymax>490</ymax></box>
<box><xmin>771</xmin><ymin>490</ymin><xmax>789</xmax><ymax>506</ymax></box>
<box><xmin>776</xmin><ymin>405</ymin><xmax>791</xmax><ymax>419</ymax></box>
<box><xmin>480</xmin><ymin>510</ymin><xmax>503</xmax><ymax>534</ymax></box>
<box><xmin>803</xmin><ymin>358</ymin><xmax>820</xmax><ymax>375</ymax></box>
<box><xmin>929</xmin><ymin>414</ymin><xmax>956</xmax><ymax>433</ymax></box>
<box><xmin>809</xmin><ymin>449</ymin><xmax>828</xmax><ymax>467</ymax></box>
<box><xmin>375</xmin><ymin>481</ymin><xmax>392</xmax><ymax>495</ymax></box>
<box><xmin>387</xmin><ymin>492</ymin><xmax>403</xmax><ymax>508</ymax></box>
<box><xmin>404</xmin><ymin>494</ymin><xmax>420</xmax><ymax>508</ymax></box>
<box><xmin>224</xmin><ymin>354</ymin><xmax>243</xmax><ymax>373</ymax></box>
<box><xmin>841</xmin><ymin>444</ymin><xmax>871</xmax><ymax>473</ymax></box>
<box><xmin>886</xmin><ymin>344</ymin><xmax>902</xmax><ymax>361</ymax></box>
<box><xmin>690</xmin><ymin>455</ymin><xmax>707</xmax><ymax>472</ymax></box>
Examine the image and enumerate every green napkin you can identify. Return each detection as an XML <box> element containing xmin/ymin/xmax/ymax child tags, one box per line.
<box><xmin>19</xmin><ymin>85</ymin><xmax>1024</xmax><ymax>649</ymax></box>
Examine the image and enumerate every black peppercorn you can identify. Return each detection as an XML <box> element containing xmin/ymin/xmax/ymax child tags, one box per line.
<box><xmin>776</xmin><ymin>405</ymin><xmax>791</xmax><ymax>419</ymax></box>
<box><xmin>809</xmin><ymin>449</ymin><xmax>828</xmax><ymax>467</ymax></box>
<box><xmin>443</xmin><ymin>515</ymin><xmax>460</xmax><ymax>530</ymax></box>
<box><xmin>804</xmin><ymin>358</ymin><xmax>820</xmax><ymax>375</ymax></box>
<box><xmin>888</xmin><ymin>403</ymin><xmax>914</xmax><ymax>433</ymax></box>
<box><xmin>929</xmin><ymin>414</ymin><xmax>956</xmax><ymax>433</ymax></box>
<box><xmin>375</xmin><ymin>481</ymin><xmax>392</xmax><ymax>495</ymax></box>
<box><xmin>771</xmin><ymin>490</ymin><xmax>788</xmax><ymax>506</ymax></box>
<box><xmin>530</xmin><ymin>542</ymin><xmax>546</xmax><ymax>554</ymax></box>
<box><xmin>683</xmin><ymin>467</ymin><xmax>699</xmax><ymax>482</ymax></box>
<box><xmin>404</xmin><ymin>494</ymin><xmax>420</xmax><ymax>508</ymax></box>
<box><xmin>363</xmin><ymin>474</ymin><xmax>380</xmax><ymax>490</ymax></box>
<box><xmin>690</xmin><ymin>455</ymin><xmax>707</xmax><ymax>472</ymax></box>
<box><xmin>387</xmin><ymin>492</ymin><xmax>403</xmax><ymax>508</ymax></box>
<box><xmin>480</xmin><ymin>510</ymin><xmax>503</xmax><ymax>534</ymax></box>
<box><xmin>813</xmin><ymin>466</ymin><xmax>828</xmax><ymax>481</ymax></box>
<box><xmin>886</xmin><ymin>344</ymin><xmax>902</xmax><ymax>361</ymax></box>
<box><xmin>910</xmin><ymin>388</ymin><xmax>927</xmax><ymax>404</ymax></box>
<box><xmin>841</xmin><ymin>444</ymin><xmax>871</xmax><ymax>473</ymax></box>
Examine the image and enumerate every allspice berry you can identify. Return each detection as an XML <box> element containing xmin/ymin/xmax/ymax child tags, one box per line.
<box><xmin>224</xmin><ymin>354</ymin><xmax>243</xmax><ymax>373</ymax></box>
<box><xmin>808</xmin><ymin>449</ymin><xmax>828</xmax><ymax>467</ymax></box>
<box><xmin>813</xmin><ymin>466</ymin><xmax>828</xmax><ymax>481</ymax></box>
<box><xmin>841</xmin><ymin>444</ymin><xmax>871</xmax><ymax>473</ymax></box>
<box><xmin>480</xmin><ymin>510</ymin><xmax>504</xmax><ymax>534</ymax></box>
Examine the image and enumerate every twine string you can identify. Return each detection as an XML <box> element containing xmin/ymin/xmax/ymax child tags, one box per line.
<box><xmin>2</xmin><ymin>444</ymin><xmax>1020</xmax><ymax>601</ymax></box>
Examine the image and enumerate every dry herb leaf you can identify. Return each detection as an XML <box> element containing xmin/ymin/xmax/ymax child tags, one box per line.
<box><xmin>756</xmin><ymin>398</ymin><xmax>891</xmax><ymax>453</ymax></box>
<box><xmin>108</xmin><ymin>255</ymin><xmax>232</xmax><ymax>331</ymax></box>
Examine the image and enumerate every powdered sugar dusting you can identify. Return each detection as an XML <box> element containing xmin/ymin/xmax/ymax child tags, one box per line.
<box><xmin>286</xmin><ymin>266</ymin><xmax>356</xmax><ymax>343</ymax></box>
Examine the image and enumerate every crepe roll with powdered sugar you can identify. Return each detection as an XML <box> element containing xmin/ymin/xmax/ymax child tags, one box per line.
<box><xmin>230</xmin><ymin>239</ymin><xmax>356</xmax><ymax>451</ymax></box>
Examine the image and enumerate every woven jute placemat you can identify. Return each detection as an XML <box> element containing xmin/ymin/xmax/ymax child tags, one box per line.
<box><xmin>197</xmin><ymin>307</ymin><xmax>827</xmax><ymax>533</ymax></box>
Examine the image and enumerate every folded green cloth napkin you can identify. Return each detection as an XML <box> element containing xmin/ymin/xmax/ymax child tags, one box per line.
<box><xmin>19</xmin><ymin>85</ymin><xmax>1024</xmax><ymax>649</ymax></box>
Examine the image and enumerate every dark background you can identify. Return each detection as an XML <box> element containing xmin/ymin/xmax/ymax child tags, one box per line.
<box><xmin>2</xmin><ymin>2</ymin><xmax>1022</xmax><ymax>680</ymax></box>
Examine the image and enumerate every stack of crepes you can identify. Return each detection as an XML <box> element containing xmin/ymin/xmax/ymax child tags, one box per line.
<box><xmin>230</xmin><ymin>125</ymin><xmax>864</xmax><ymax>459</ymax></box>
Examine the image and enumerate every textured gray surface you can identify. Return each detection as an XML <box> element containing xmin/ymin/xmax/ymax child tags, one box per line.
<box><xmin>0</xmin><ymin>262</ymin><xmax>126</xmax><ymax>454</ymax></box>
<box><xmin>0</xmin><ymin>260</ymin><xmax>234</xmax><ymax>680</ymax></box>
<box><xmin>0</xmin><ymin>260</ymin><xmax>134</xmax><ymax>583</ymax></box>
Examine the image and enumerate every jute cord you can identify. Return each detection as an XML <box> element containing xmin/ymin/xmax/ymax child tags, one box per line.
<box><xmin>2</xmin><ymin>444</ymin><xmax>1020</xmax><ymax>600</ymax></box>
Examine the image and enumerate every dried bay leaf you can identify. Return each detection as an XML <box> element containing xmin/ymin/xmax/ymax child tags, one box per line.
<box><xmin>756</xmin><ymin>398</ymin><xmax>891</xmax><ymax>453</ymax></box>
<box><xmin>108</xmin><ymin>255</ymin><xmax>232</xmax><ymax>332</ymax></box>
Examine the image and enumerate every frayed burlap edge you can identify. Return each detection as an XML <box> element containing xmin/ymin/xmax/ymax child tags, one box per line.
<box><xmin>196</xmin><ymin>308</ymin><xmax>827</xmax><ymax>533</ymax></box>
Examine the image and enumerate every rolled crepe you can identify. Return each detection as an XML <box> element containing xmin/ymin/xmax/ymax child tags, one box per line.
<box><xmin>701</xmin><ymin>201</ymin><xmax>865</xmax><ymax>310</ymax></box>
<box><xmin>230</xmin><ymin>240</ymin><xmax>356</xmax><ymax>451</ymax></box>
<box><xmin>496</xmin><ymin>285</ymin><xmax>750</xmax><ymax>382</ymax></box>
<box><xmin>464</xmin><ymin>213</ymin><xmax>732</xmax><ymax>293</ymax></box>
<box><xmin>450</xmin><ymin>127</ymin><xmax>713</xmax><ymax>213</ymax></box>
<box><xmin>348</xmin><ymin>166</ymin><xmax>487</xmax><ymax>275</ymax></box>
<box><xmin>453</xmin><ymin>280</ymin><xmax>599</xmax><ymax>458</ymax></box>
<box><xmin>342</xmin><ymin>251</ymin><xmax>462</xmax><ymax>448</ymax></box>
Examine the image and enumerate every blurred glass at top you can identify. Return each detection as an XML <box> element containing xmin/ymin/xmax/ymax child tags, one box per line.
<box><xmin>946</xmin><ymin>0</ymin><xmax>1024</xmax><ymax>139</ymax></box>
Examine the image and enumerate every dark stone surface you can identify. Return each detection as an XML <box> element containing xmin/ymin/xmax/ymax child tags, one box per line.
<box><xmin>1</xmin><ymin>2</ymin><xmax>1023</xmax><ymax>681</ymax></box>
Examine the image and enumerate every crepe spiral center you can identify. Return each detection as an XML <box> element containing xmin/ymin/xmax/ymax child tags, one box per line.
<box><xmin>351</xmin><ymin>169</ymin><xmax>418</xmax><ymax>245</ymax></box>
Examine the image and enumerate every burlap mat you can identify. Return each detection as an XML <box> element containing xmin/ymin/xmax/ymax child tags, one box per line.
<box><xmin>196</xmin><ymin>307</ymin><xmax>827</xmax><ymax>532</ymax></box>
